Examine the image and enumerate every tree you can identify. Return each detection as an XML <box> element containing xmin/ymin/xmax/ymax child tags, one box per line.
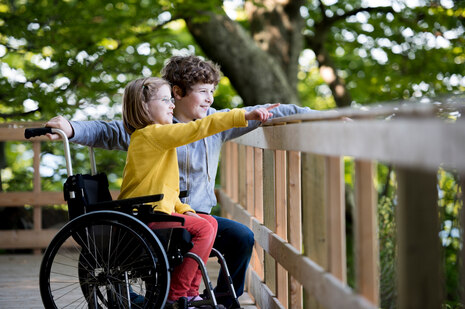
<box><xmin>0</xmin><ymin>0</ymin><xmax>463</xmax><ymax>123</ymax></box>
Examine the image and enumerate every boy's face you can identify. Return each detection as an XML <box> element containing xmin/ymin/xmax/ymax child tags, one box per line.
<box><xmin>173</xmin><ymin>83</ymin><xmax>215</xmax><ymax>122</ymax></box>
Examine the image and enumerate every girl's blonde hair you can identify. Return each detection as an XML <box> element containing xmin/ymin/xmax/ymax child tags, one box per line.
<box><xmin>122</xmin><ymin>77</ymin><xmax>170</xmax><ymax>134</ymax></box>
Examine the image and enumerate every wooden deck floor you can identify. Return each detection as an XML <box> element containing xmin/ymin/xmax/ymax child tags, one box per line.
<box><xmin>0</xmin><ymin>254</ymin><xmax>256</xmax><ymax>308</ymax></box>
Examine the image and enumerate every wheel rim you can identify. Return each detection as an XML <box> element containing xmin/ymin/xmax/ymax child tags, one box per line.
<box><xmin>40</xmin><ymin>211</ymin><xmax>169</xmax><ymax>309</ymax></box>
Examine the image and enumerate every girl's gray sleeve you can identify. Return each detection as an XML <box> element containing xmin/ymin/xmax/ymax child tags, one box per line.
<box><xmin>69</xmin><ymin>120</ymin><xmax>130</xmax><ymax>150</ymax></box>
<box><xmin>218</xmin><ymin>104</ymin><xmax>318</xmax><ymax>142</ymax></box>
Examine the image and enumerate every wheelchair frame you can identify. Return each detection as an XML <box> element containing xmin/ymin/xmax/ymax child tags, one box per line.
<box><xmin>25</xmin><ymin>127</ymin><xmax>240</xmax><ymax>309</ymax></box>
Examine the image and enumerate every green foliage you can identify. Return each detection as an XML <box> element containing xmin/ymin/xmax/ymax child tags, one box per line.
<box><xmin>305</xmin><ymin>0</ymin><xmax>465</xmax><ymax>104</ymax></box>
<box><xmin>437</xmin><ymin>169</ymin><xmax>463</xmax><ymax>308</ymax></box>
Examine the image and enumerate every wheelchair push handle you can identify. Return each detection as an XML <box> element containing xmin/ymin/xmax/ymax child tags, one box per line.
<box><xmin>24</xmin><ymin>127</ymin><xmax>53</xmax><ymax>139</ymax></box>
<box><xmin>24</xmin><ymin>127</ymin><xmax>73</xmax><ymax>177</ymax></box>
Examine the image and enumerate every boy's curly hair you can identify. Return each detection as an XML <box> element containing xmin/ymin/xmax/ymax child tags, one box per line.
<box><xmin>161</xmin><ymin>55</ymin><xmax>221</xmax><ymax>96</ymax></box>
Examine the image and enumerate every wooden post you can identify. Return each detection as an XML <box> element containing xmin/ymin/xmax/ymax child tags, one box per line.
<box><xmin>396</xmin><ymin>167</ymin><xmax>442</xmax><ymax>309</ymax></box>
<box><xmin>354</xmin><ymin>160</ymin><xmax>379</xmax><ymax>305</ymax></box>
<box><xmin>275</xmin><ymin>149</ymin><xmax>288</xmax><ymax>308</ymax></box>
<box><xmin>33</xmin><ymin>141</ymin><xmax>42</xmax><ymax>255</ymax></box>
<box><xmin>287</xmin><ymin>151</ymin><xmax>302</xmax><ymax>309</ymax></box>
<box><xmin>301</xmin><ymin>153</ymin><xmax>327</xmax><ymax>309</ymax></box>
<box><xmin>326</xmin><ymin>156</ymin><xmax>346</xmax><ymax>283</ymax></box>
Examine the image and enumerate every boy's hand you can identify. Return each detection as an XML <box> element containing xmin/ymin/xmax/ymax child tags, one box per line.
<box><xmin>44</xmin><ymin>116</ymin><xmax>74</xmax><ymax>140</ymax></box>
<box><xmin>245</xmin><ymin>103</ymin><xmax>280</xmax><ymax>122</ymax></box>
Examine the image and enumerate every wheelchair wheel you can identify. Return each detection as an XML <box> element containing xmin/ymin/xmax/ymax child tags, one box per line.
<box><xmin>40</xmin><ymin>211</ymin><xmax>170</xmax><ymax>309</ymax></box>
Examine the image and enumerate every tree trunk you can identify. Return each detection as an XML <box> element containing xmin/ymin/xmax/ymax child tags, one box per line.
<box><xmin>186</xmin><ymin>12</ymin><xmax>300</xmax><ymax>106</ymax></box>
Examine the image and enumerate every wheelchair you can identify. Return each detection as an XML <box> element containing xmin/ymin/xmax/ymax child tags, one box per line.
<box><xmin>25</xmin><ymin>127</ymin><xmax>241</xmax><ymax>309</ymax></box>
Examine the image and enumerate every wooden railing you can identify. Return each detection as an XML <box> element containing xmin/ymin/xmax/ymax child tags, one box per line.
<box><xmin>0</xmin><ymin>122</ymin><xmax>119</xmax><ymax>253</ymax></box>
<box><xmin>217</xmin><ymin>101</ymin><xmax>465</xmax><ymax>309</ymax></box>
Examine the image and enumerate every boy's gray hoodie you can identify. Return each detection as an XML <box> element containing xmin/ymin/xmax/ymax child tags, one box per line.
<box><xmin>70</xmin><ymin>104</ymin><xmax>316</xmax><ymax>213</ymax></box>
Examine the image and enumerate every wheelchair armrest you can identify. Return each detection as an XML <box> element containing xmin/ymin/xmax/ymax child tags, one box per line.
<box><xmin>115</xmin><ymin>194</ymin><xmax>164</xmax><ymax>206</ymax></box>
<box><xmin>88</xmin><ymin>194</ymin><xmax>164</xmax><ymax>210</ymax></box>
<box><xmin>143</xmin><ymin>212</ymin><xmax>186</xmax><ymax>226</ymax></box>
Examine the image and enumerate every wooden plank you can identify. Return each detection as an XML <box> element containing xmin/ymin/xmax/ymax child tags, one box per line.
<box><xmin>263</xmin><ymin>149</ymin><xmax>276</xmax><ymax>295</ymax></box>
<box><xmin>253</xmin><ymin>147</ymin><xmax>265</xmax><ymax>280</ymax></box>
<box><xmin>217</xmin><ymin>190</ymin><xmax>377</xmax><ymax>309</ymax></box>
<box><xmin>354</xmin><ymin>160</ymin><xmax>379</xmax><ymax>305</ymax></box>
<box><xmin>287</xmin><ymin>151</ymin><xmax>302</xmax><ymax>309</ymax></box>
<box><xmin>225</xmin><ymin>142</ymin><xmax>232</xmax><ymax>197</ymax></box>
<box><xmin>248</xmin><ymin>270</ymin><xmax>286</xmax><ymax>309</ymax></box>
<box><xmin>275</xmin><ymin>149</ymin><xmax>288</xmax><ymax>307</ymax></box>
<box><xmin>0</xmin><ymin>190</ymin><xmax>120</xmax><ymax>207</ymax></box>
<box><xmin>301</xmin><ymin>153</ymin><xmax>327</xmax><ymax>308</ymax></box>
<box><xmin>245</xmin><ymin>146</ymin><xmax>255</xmax><ymax>214</ymax></box>
<box><xmin>0</xmin><ymin>191</ymin><xmax>65</xmax><ymax>206</ymax></box>
<box><xmin>0</xmin><ymin>229</ymin><xmax>61</xmax><ymax>249</ymax></box>
<box><xmin>231</xmin><ymin>142</ymin><xmax>239</xmax><ymax>203</ymax></box>
<box><xmin>232</xmin><ymin>119</ymin><xmax>465</xmax><ymax>172</ymax></box>
<box><xmin>238</xmin><ymin>144</ymin><xmax>247</xmax><ymax>207</ymax></box>
<box><xmin>326</xmin><ymin>156</ymin><xmax>346</xmax><ymax>283</ymax></box>
<box><xmin>396</xmin><ymin>167</ymin><xmax>442</xmax><ymax>309</ymax></box>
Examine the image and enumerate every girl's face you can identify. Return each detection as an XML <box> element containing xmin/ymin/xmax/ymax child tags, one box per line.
<box><xmin>173</xmin><ymin>83</ymin><xmax>215</xmax><ymax>123</ymax></box>
<box><xmin>145</xmin><ymin>84</ymin><xmax>175</xmax><ymax>125</ymax></box>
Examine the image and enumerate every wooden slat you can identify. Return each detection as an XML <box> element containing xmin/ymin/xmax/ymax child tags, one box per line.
<box><xmin>301</xmin><ymin>153</ymin><xmax>327</xmax><ymax>308</ymax></box>
<box><xmin>238</xmin><ymin>144</ymin><xmax>247</xmax><ymax>207</ymax></box>
<box><xmin>287</xmin><ymin>151</ymin><xmax>302</xmax><ymax>309</ymax></box>
<box><xmin>263</xmin><ymin>149</ymin><xmax>276</xmax><ymax>294</ymax></box>
<box><xmin>232</xmin><ymin>119</ymin><xmax>465</xmax><ymax>171</ymax></box>
<box><xmin>275</xmin><ymin>149</ymin><xmax>288</xmax><ymax>307</ymax></box>
<box><xmin>326</xmin><ymin>156</ymin><xmax>346</xmax><ymax>283</ymax></box>
<box><xmin>396</xmin><ymin>167</ymin><xmax>442</xmax><ymax>309</ymax></box>
<box><xmin>231</xmin><ymin>142</ymin><xmax>239</xmax><ymax>203</ymax></box>
<box><xmin>253</xmin><ymin>148</ymin><xmax>265</xmax><ymax>280</ymax></box>
<box><xmin>245</xmin><ymin>146</ymin><xmax>255</xmax><ymax>214</ymax></box>
<box><xmin>354</xmin><ymin>160</ymin><xmax>379</xmax><ymax>305</ymax></box>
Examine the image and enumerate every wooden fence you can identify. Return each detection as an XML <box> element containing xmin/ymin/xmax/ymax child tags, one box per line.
<box><xmin>0</xmin><ymin>122</ymin><xmax>119</xmax><ymax>253</ymax></box>
<box><xmin>217</xmin><ymin>101</ymin><xmax>465</xmax><ymax>309</ymax></box>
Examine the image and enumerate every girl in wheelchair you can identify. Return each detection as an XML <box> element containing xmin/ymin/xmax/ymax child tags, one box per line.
<box><xmin>120</xmin><ymin>77</ymin><xmax>276</xmax><ymax>308</ymax></box>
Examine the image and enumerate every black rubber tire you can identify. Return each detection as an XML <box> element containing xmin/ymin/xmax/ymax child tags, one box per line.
<box><xmin>39</xmin><ymin>211</ymin><xmax>170</xmax><ymax>309</ymax></box>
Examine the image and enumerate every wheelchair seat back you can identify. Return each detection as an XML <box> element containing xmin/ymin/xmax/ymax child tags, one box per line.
<box><xmin>64</xmin><ymin>173</ymin><xmax>113</xmax><ymax>220</ymax></box>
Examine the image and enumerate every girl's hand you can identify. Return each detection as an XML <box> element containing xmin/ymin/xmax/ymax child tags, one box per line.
<box><xmin>245</xmin><ymin>103</ymin><xmax>280</xmax><ymax>123</ymax></box>
<box><xmin>184</xmin><ymin>211</ymin><xmax>201</xmax><ymax>219</ymax></box>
